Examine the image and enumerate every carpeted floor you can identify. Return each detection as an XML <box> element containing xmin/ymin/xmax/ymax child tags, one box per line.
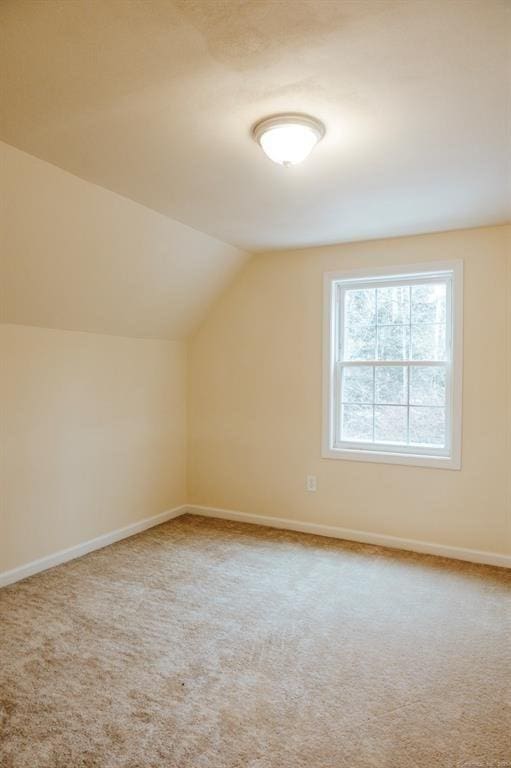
<box><xmin>1</xmin><ymin>514</ymin><xmax>510</xmax><ymax>768</ymax></box>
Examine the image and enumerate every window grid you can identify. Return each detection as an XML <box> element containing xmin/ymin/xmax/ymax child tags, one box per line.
<box><xmin>335</xmin><ymin>277</ymin><xmax>452</xmax><ymax>455</ymax></box>
<box><xmin>323</xmin><ymin>261</ymin><xmax>462</xmax><ymax>469</ymax></box>
<box><xmin>338</xmin><ymin>365</ymin><xmax>450</xmax><ymax>442</ymax></box>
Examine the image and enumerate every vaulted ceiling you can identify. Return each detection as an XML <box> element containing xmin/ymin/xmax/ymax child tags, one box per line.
<box><xmin>0</xmin><ymin>141</ymin><xmax>248</xmax><ymax>340</ymax></box>
<box><xmin>1</xmin><ymin>0</ymin><xmax>509</xmax><ymax>252</ymax></box>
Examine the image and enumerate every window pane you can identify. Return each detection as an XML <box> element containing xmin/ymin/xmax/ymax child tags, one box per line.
<box><xmin>377</xmin><ymin>325</ymin><xmax>410</xmax><ymax>360</ymax></box>
<box><xmin>342</xmin><ymin>366</ymin><xmax>373</xmax><ymax>404</ymax></box>
<box><xmin>410</xmin><ymin>366</ymin><xmax>446</xmax><ymax>406</ymax></box>
<box><xmin>377</xmin><ymin>286</ymin><xmax>410</xmax><ymax>325</ymax></box>
<box><xmin>341</xmin><ymin>405</ymin><xmax>373</xmax><ymax>442</ymax></box>
<box><xmin>411</xmin><ymin>283</ymin><xmax>446</xmax><ymax>324</ymax></box>
<box><xmin>411</xmin><ymin>323</ymin><xmax>446</xmax><ymax>361</ymax></box>
<box><xmin>375</xmin><ymin>366</ymin><xmax>407</xmax><ymax>405</ymax></box>
<box><xmin>409</xmin><ymin>407</ymin><xmax>446</xmax><ymax>446</ymax></box>
<box><xmin>374</xmin><ymin>406</ymin><xmax>407</xmax><ymax>444</ymax></box>
<box><xmin>344</xmin><ymin>324</ymin><xmax>376</xmax><ymax>361</ymax></box>
<box><xmin>332</xmin><ymin>271</ymin><xmax>457</xmax><ymax>460</ymax></box>
<box><xmin>345</xmin><ymin>288</ymin><xmax>376</xmax><ymax>326</ymax></box>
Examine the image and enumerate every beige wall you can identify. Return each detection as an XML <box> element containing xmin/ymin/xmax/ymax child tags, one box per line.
<box><xmin>507</xmin><ymin>228</ymin><xmax>511</xmax><ymax>547</ymax></box>
<box><xmin>189</xmin><ymin>225</ymin><xmax>511</xmax><ymax>556</ymax></box>
<box><xmin>0</xmin><ymin>140</ymin><xmax>243</xmax><ymax>576</ymax></box>
<box><xmin>0</xmin><ymin>324</ymin><xmax>186</xmax><ymax>572</ymax></box>
<box><xmin>1</xmin><ymin>219</ymin><xmax>509</xmax><ymax>574</ymax></box>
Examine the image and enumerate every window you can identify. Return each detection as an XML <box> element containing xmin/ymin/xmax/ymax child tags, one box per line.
<box><xmin>323</xmin><ymin>261</ymin><xmax>463</xmax><ymax>469</ymax></box>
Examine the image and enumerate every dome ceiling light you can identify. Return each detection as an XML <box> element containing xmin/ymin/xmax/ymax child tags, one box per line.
<box><xmin>252</xmin><ymin>113</ymin><xmax>325</xmax><ymax>166</ymax></box>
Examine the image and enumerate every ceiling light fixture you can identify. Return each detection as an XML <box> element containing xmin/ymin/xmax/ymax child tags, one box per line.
<box><xmin>252</xmin><ymin>113</ymin><xmax>325</xmax><ymax>166</ymax></box>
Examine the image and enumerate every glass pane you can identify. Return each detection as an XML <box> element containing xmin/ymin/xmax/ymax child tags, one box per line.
<box><xmin>341</xmin><ymin>405</ymin><xmax>373</xmax><ymax>442</ymax></box>
<box><xmin>344</xmin><ymin>324</ymin><xmax>376</xmax><ymax>361</ymax></box>
<box><xmin>342</xmin><ymin>366</ymin><xmax>373</xmax><ymax>404</ymax></box>
<box><xmin>375</xmin><ymin>366</ymin><xmax>408</xmax><ymax>404</ymax></box>
<box><xmin>377</xmin><ymin>286</ymin><xmax>410</xmax><ymax>326</ymax></box>
<box><xmin>411</xmin><ymin>283</ymin><xmax>446</xmax><ymax>324</ymax></box>
<box><xmin>409</xmin><ymin>406</ymin><xmax>446</xmax><ymax>446</ymax></box>
<box><xmin>345</xmin><ymin>288</ymin><xmax>376</xmax><ymax>326</ymax></box>
<box><xmin>411</xmin><ymin>323</ymin><xmax>446</xmax><ymax>361</ymax></box>
<box><xmin>377</xmin><ymin>325</ymin><xmax>410</xmax><ymax>360</ymax></box>
<box><xmin>410</xmin><ymin>366</ymin><xmax>446</xmax><ymax>406</ymax></box>
<box><xmin>374</xmin><ymin>405</ymin><xmax>408</xmax><ymax>444</ymax></box>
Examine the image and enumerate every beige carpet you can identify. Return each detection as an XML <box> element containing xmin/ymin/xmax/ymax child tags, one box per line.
<box><xmin>1</xmin><ymin>515</ymin><xmax>510</xmax><ymax>768</ymax></box>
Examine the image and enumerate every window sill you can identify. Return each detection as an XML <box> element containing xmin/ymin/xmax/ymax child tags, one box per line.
<box><xmin>321</xmin><ymin>445</ymin><xmax>461</xmax><ymax>470</ymax></box>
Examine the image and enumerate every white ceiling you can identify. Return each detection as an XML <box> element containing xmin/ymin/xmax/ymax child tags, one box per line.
<box><xmin>1</xmin><ymin>0</ymin><xmax>510</xmax><ymax>251</ymax></box>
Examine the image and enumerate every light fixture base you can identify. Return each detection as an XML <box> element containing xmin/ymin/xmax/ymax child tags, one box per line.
<box><xmin>252</xmin><ymin>113</ymin><xmax>325</xmax><ymax>142</ymax></box>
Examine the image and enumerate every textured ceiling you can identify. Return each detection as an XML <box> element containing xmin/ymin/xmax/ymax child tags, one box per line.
<box><xmin>0</xmin><ymin>0</ymin><xmax>510</xmax><ymax>250</ymax></box>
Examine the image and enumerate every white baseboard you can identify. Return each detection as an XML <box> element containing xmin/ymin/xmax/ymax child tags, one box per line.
<box><xmin>2</xmin><ymin>503</ymin><xmax>509</xmax><ymax>588</ymax></box>
<box><xmin>185</xmin><ymin>505</ymin><xmax>511</xmax><ymax>569</ymax></box>
<box><xmin>0</xmin><ymin>505</ymin><xmax>187</xmax><ymax>588</ymax></box>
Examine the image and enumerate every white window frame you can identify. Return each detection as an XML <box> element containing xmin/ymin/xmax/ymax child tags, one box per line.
<box><xmin>322</xmin><ymin>260</ymin><xmax>463</xmax><ymax>469</ymax></box>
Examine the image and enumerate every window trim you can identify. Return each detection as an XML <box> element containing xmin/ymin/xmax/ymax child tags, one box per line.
<box><xmin>322</xmin><ymin>260</ymin><xmax>463</xmax><ymax>470</ymax></box>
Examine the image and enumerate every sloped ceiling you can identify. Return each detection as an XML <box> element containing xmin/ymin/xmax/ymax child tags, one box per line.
<box><xmin>0</xmin><ymin>142</ymin><xmax>248</xmax><ymax>340</ymax></box>
<box><xmin>0</xmin><ymin>0</ymin><xmax>509</xmax><ymax>252</ymax></box>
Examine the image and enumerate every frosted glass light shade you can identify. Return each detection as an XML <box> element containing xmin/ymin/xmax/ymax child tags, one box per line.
<box><xmin>253</xmin><ymin>114</ymin><xmax>325</xmax><ymax>166</ymax></box>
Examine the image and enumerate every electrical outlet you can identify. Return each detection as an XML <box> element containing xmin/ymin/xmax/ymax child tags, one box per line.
<box><xmin>306</xmin><ymin>475</ymin><xmax>317</xmax><ymax>492</ymax></box>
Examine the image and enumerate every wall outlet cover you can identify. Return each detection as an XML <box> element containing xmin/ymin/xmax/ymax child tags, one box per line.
<box><xmin>306</xmin><ymin>475</ymin><xmax>317</xmax><ymax>492</ymax></box>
